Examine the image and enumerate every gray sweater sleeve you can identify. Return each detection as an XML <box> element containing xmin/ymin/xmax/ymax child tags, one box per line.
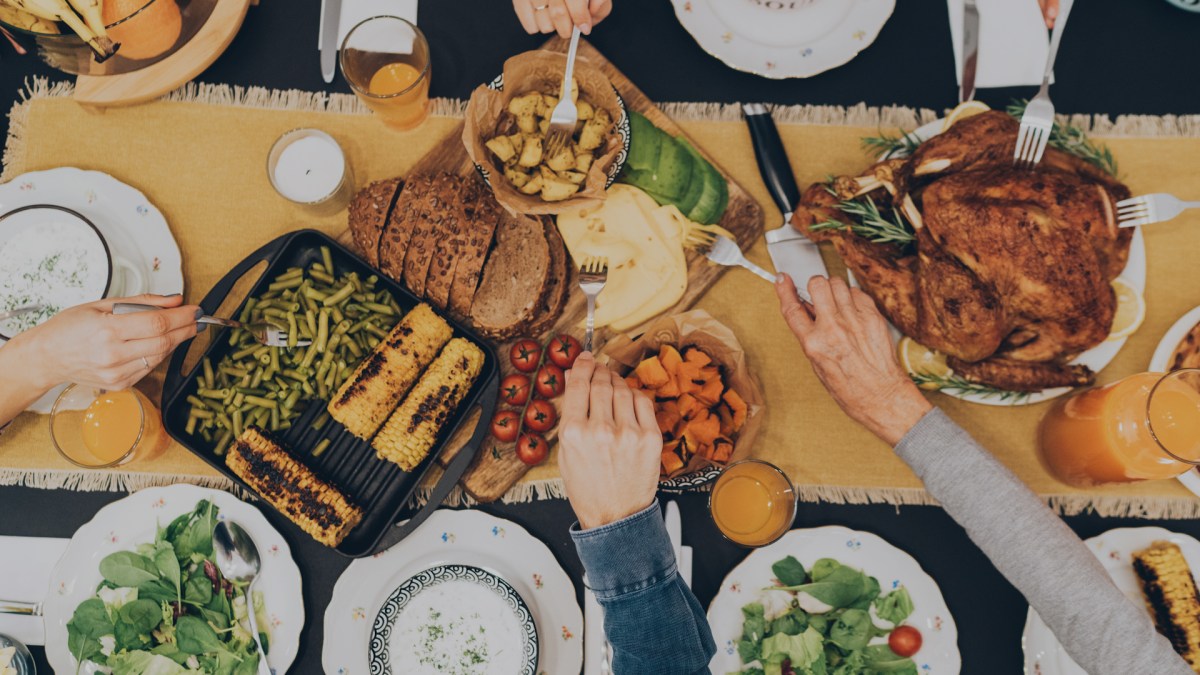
<box><xmin>895</xmin><ymin>408</ymin><xmax>1190</xmax><ymax>675</ymax></box>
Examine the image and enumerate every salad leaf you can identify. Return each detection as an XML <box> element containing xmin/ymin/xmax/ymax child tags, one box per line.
<box><xmin>99</xmin><ymin>551</ymin><xmax>161</xmax><ymax>588</ymax></box>
<box><xmin>769</xmin><ymin>607</ymin><xmax>808</xmax><ymax>637</ymax></box>
<box><xmin>773</xmin><ymin>563</ymin><xmax>873</xmax><ymax>611</ymax></box>
<box><xmin>67</xmin><ymin>598</ymin><xmax>112</xmax><ymax>666</ymax></box>
<box><xmin>138</xmin><ymin>578</ymin><xmax>180</xmax><ymax>604</ymax></box>
<box><xmin>737</xmin><ymin>639</ymin><xmax>760</xmax><ymax>664</ymax></box>
<box><xmin>828</xmin><ymin>609</ymin><xmax>873</xmax><ymax>651</ymax></box>
<box><xmin>153</xmin><ymin>542</ymin><xmax>182</xmax><ymax>600</ymax></box>
<box><xmin>173</xmin><ymin>501</ymin><xmax>217</xmax><ymax>559</ymax></box>
<box><xmin>108</xmin><ymin>651</ymin><xmax>187</xmax><ymax>675</ymax></box>
<box><xmin>772</xmin><ymin>556</ymin><xmax>808</xmax><ymax>587</ymax></box>
<box><xmin>176</xmin><ymin>615</ymin><xmax>228</xmax><ymax>656</ymax></box>
<box><xmin>874</xmin><ymin>587</ymin><xmax>914</xmax><ymax>625</ymax></box>
<box><xmin>233</xmin><ymin>652</ymin><xmax>261</xmax><ymax>675</ymax></box>
<box><xmin>741</xmin><ymin>602</ymin><xmax>767</xmax><ymax>644</ymax></box>
<box><xmin>184</xmin><ymin>574</ymin><xmax>214</xmax><ymax>606</ymax></box>
<box><xmin>862</xmin><ymin>645</ymin><xmax>917</xmax><ymax>673</ymax></box>
<box><xmin>761</xmin><ymin>627</ymin><xmax>825</xmax><ymax>669</ymax></box>
<box><xmin>848</xmin><ymin>575</ymin><xmax>881</xmax><ymax>611</ymax></box>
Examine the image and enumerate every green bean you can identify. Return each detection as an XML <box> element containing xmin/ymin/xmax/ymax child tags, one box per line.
<box><xmin>238</xmin><ymin>298</ymin><xmax>258</xmax><ymax>324</ymax></box>
<box><xmin>315</xmin><ymin>310</ymin><xmax>330</xmax><ymax>353</ymax></box>
<box><xmin>198</xmin><ymin>387</ymin><xmax>230</xmax><ymax>400</ymax></box>
<box><xmin>185</xmin><ymin>415</ymin><xmax>198</xmax><ymax>435</ymax></box>
<box><xmin>201</xmin><ymin>358</ymin><xmax>215</xmax><ymax>390</ymax></box>
<box><xmin>286</xmin><ymin>312</ymin><xmax>298</xmax><ymax>349</ymax></box>
<box><xmin>320</xmin><ymin>246</ymin><xmax>335</xmax><ymax>275</ymax></box>
<box><xmin>363</xmin><ymin>322</ymin><xmax>389</xmax><ymax>339</ymax></box>
<box><xmin>309</xmin><ymin>268</ymin><xmax>335</xmax><ymax>285</ymax></box>
<box><xmin>268</xmin><ymin>276</ymin><xmax>304</xmax><ymax>292</ymax></box>
<box><xmin>218</xmin><ymin>365</ymin><xmax>249</xmax><ymax>378</ymax></box>
<box><xmin>362</xmin><ymin>302</ymin><xmax>395</xmax><ymax>315</ymax></box>
<box><xmin>232</xmin><ymin>409</ymin><xmax>244</xmax><ymax>437</ymax></box>
<box><xmin>244</xmin><ymin>395</ymin><xmax>277</xmax><ymax>409</ymax></box>
<box><xmin>189</xmin><ymin>408</ymin><xmax>215</xmax><ymax>421</ymax></box>
<box><xmin>312</xmin><ymin>439</ymin><xmax>332</xmax><ymax>458</ymax></box>
<box><xmin>214</xmin><ymin>430</ymin><xmax>234</xmax><ymax>457</ymax></box>
<box><xmin>321</xmin><ymin>282</ymin><xmax>355</xmax><ymax>307</ymax></box>
<box><xmin>303</xmin><ymin>286</ymin><xmax>329</xmax><ymax>302</ymax></box>
<box><xmin>275</xmin><ymin>267</ymin><xmax>304</xmax><ymax>281</ymax></box>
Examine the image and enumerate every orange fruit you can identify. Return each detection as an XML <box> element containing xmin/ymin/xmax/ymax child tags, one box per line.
<box><xmin>102</xmin><ymin>0</ymin><xmax>183</xmax><ymax>61</ymax></box>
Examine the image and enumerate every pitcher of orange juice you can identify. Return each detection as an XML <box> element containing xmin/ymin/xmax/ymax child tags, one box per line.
<box><xmin>1039</xmin><ymin>370</ymin><xmax>1200</xmax><ymax>487</ymax></box>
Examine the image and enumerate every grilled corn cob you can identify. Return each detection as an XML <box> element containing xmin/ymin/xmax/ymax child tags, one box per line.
<box><xmin>226</xmin><ymin>426</ymin><xmax>363</xmax><ymax>547</ymax></box>
<box><xmin>373</xmin><ymin>338</ymin><xmax>484</xmax><ymax>471</ymax></box>
<box><xmin>328</xmin><ymin>303</ymin><xmax>452</xmax><ymax>439</ymax></box>
<box><xmin>1133</xmin><ymin>541</ymin><xmax>1200</xmax><ymax>671</ymax></box>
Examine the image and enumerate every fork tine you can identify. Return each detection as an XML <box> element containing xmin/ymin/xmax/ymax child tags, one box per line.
<box><xmin>1031</xmin><ymin>128</ymin><xmax>1049</xmax><ymax>165</ymax></box>
<box><xmin>1116</xmin><ymin>197</ymin><xmax>1145</xmax><ymax>209</ymax></box>
<box><xmin>1013</xmin><ymin>125</ymin><xmax>1029</xmax><ymax>166</ymax></box>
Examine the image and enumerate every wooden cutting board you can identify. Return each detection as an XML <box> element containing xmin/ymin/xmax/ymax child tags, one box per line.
<box><xmin>395</xmin><ymin>38</ymin><xmax>764</xmax><ymax>502</ymax></box>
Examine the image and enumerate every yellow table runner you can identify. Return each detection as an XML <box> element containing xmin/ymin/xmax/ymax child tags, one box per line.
<box><xmin>4</xmin><ymin>79</ymin><xmax>1200</xmax><ymax>517</ymax></box>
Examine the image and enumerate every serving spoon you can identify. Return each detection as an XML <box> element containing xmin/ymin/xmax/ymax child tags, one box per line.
<box><xmin>212</xmin><ymin>521</ymin><xmax>272</xmax><ymax>675</ymax></box>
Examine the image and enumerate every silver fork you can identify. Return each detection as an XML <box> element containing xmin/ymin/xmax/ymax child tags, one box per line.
<box><xmin>113</xmin><ymin>303</ymin><xmax>310</xmax><ymax>348</ymax></box>
<box><xmin>578</xmin><ymin>256</ymin><xmax>608</xmax><ymax>352</ymax></box>
<box><xmin>545</xmin><ymin>26</ymin><xmax>582</xmax><ymax>158</ymax></box>
<box><xmin>1118</xmin><ymin>194</ymin><xmax>1200</xmax><ymax>228</ymax></box>
<box><xmin>705</xmin><ymin>235</ymin><xmax>775</xmax><ymax>283</ymax></box>
<box><xmin>1013</xmin><ymin>0</ymin><xmax>1075</xmax><ymax>169</ymax></box>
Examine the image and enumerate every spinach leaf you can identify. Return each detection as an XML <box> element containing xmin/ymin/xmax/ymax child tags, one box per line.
<box><xmin>874</xmin><ymin>587</ymin><xmax>914</xmax><ymax>625</ymax></box>
<box><xmin>184</xmin><ymin>574</ymin><xmax>213</xmax><ymax>606</ymax></box>
<box><xmin>862</xmin><ymin>645</ymin><xmax>918</xmax><ymax>673</ymax></box>
<box><xmin>810</xmin><ymin>558</ymin><xmax>841</xmax><ymax>582</ymax></box>
<box><xmin>740</xmin><ymin>602</ymin><xmax>767</xmax><ymax>644</ymax></box>
<box><xmin>150</xmin><ymin>642</ymin><xmax>190</xmax><ymax>666</ymax></box>
<box><xmin>198</xmin><ymin>650</ymin><xmax>241</xmax><ymax>675</ymax></box>
<box><xmin>771</xmin><ymin>556</ymin><xmax>808</xmax><ymax>587</ymax></box>
<box><xmin>737</xmin><ymin>639</ymin><xmax>759</xmax><ymax>664</ymax></box>
<box><xmin>153</xmin><ymin>543</ymin><xmax>181</xmax><ymax>600</ymax></box>
<box><xmin>173</xmin><ymin>501</ymin><xmax>217</xmax><ymax>559</ymax></box>
<box><xmin>769</xmin><ymin>607</ymin><xmax>807</xmax><ymax>636</ymax></box>
<box><xmin>119</xmin><ymin>598</ymin><xmax>164</xmax><ymax>633</ymax></box>
<box><xmin>68</xmin><ymin>597</ymin><xmax>113</xmax><ymax>640</ymax></box>
<box><xmin>848</xmin><ymin>575</ymin><xmax>881</xmax><ymax>610</ymax></box>
<box><xmin>828</xmin><ymin>608</ymin><xmax>873</xmax><ymax>651</ymax></box>
<box><xmin>176</xmin><ymin>614</ymin><xmax>226</xmax><ymax>655</ymax></box>
<box><xmin>775</xmin><ymin>563</ymin><xmax>872</xmax><ymax>610</ymax></box>
<box><xmin>138</xmin><ymin>578</ymin><xmax>179</xmax><ymax>604</ymax></box>
<box><xmin>99</xmin><ymin>551</ymin><xmax>160</xmax><ymax>588</ymax></box>
<box><xmin>108</xmin><ymin>651</ymin><xmax>186</xmax><ymax>675</ymax></box>
<box><xmin>233</xmin><ymin>651</ymin><xmax>261</xmax><ymax>675</ymax></box>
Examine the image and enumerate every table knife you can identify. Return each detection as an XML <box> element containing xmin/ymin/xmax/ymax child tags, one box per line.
<box><xmin>320</xmin><ymin>0</ymin><xmax>343</xmax><ymax>83</ymax></box>
<box><xmin>742</xmin><ymin>103</ymin><xmax>823</xmax><ymax>303</ymax></box>
<box><xmin>959</xmin><ymin>0</ymin><xmax>980</xmax><ymax>102</ymax></box>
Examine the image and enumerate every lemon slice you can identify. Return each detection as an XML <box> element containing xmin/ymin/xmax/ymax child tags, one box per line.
<box><xmin>1107</xmin><ymin>277</ymin><xmax>1145</xmax><ymax>341</ymax></box>
<box><xmin>898</xmin><ymin>337</ymin><xmax>953</xmax><ymax>388</ymax></box>
<box><xmin>941</xmin><ymin>100</ymin><xmax>991</xmax><ymax>131</ymax></box>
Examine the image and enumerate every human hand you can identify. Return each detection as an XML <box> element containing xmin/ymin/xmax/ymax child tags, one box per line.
<box><xmin>16</xmin><ymin>293</ymin><xmax>200</xmax><ymax>392</ymax></box>
<box><xmin>513</xmin><ymin>0</ymin><xmax>613</xmax><ymax>38</ymax></box>
<box><xmin>1037</xmin><ymin>0</ymin><xmax>1059</xmax><ymax>28</ymax></box>
<box><xmin>775</xmin><ymin>274</ymin><xmax>932</xmax><ymax>446</ymax></box>
<box><xmin>558</xmin><ymin>352</ymin><xmax>662</xmax><ymax>530</ymax></box>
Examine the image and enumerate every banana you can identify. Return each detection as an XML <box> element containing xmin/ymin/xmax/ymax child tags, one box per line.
<box><xmin>0</xmin><ymin>0</ymin><xmax>115</xmax><ymax>60</ymax></box>
<box><xmin>64</xmin><ymin>0</ymin><xmax>107</xmax><ymax>49</ymax></box>
<box><xmin>0</xmin><ymin>3</ymin><xmax>61</xmax><ymax>32</ymax></box>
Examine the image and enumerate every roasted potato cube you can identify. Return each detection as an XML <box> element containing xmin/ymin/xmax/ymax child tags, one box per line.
<box><xmin>592</xmin><ymin>108</ymin><xmax>612</xmax><ymax>127</ymax></box>
<box><xmin>538</xmin><ymin>118</ymin><xmax>550</xmax><ymax>135</ymax></box>
<box><xmin>485</xmin><ymin>135</ymin><xmax>518</xmax><ymax>164</ymax></box>
<box><xmin>537</xmin><ymin>94</ymin><xmax>559</xmax><ymax>117</ymax></box>
<box><xmin>546</xmin><ymin>146</ymin><xmax>576</xmax><ymax>172</ymax></box>
<box><xmin>559</xmin><ymin>170</ymin><xmax>587</xmax><ymax>185</ymax></box>
<box><xmin>508</xmin><ymin>133</ymin><xmax>526</xmax><ymax>154</ymax></box>
<box><xmin>578</xmin><ymin>118</ymin><xmax>608</xmax><ymax>151</ymax></box>
<box><xmin>505</xmin><ymin>167</ymin><xmax>531</xmax><ymax>189</ymax></box>
<box><xmin>518</xmin><ymin>135</ymin><xmax>544</xmax><ymax>167</ymax></box>
<box><xmin>519</xmin><ymin>173</ymin><xmax>544</xmax><ymax>195</ymax></box>
<box><xmin>541</xmin><ymin>175</ymin><xmax>580</xmax><ymax>202</ymax></box>
<box><xmin>574</xmin><ymin>152</ymin><xmax>594</xmax><ymax>173</ymax></box>
<box><xmin>577</xmin><ymin>100</ymin><xmax>594</xmax><ymax>121</ymax></box>
<box><xmin>508</xmin><ymin>93</ymin><xmax>541</xmax><ymax>117</ymax></box>
<box><xmin>517</xmin><ymin>113</ymin><xmax>538</xmax><ymax>135</ymax></box>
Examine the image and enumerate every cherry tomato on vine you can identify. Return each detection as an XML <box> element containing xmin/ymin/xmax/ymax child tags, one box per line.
<box><xmin>516</xmin><ymin>433</ymin><xmax>549</xmax><ymax>466</ymax></box>
<box><xmin>499</xmin><ymin>373</ymin><xmax>531</xmax><ymax>406</ymax></box>
<box><xmin>509</xmin><ymin>339</ymin><xmax>542</xmax><ymax>373</ymax></box>
<box><xmin>547</xmin><ymin>334</ymin><xmax>583</xmax><ymax>369</ymax></box>
<box><xmin>490</xmin><ymin>410</ymin><xmax>521</xmax><ymax>443</ymax></box>
<box><xmin>523</xmin><ymin>399</ymin><xmax>557</xmax><ymax>433</ymax></box>
<box><xmin>535</xmin><ymin>364</ymin><xmax>566</xmax><ymax>398</ymax></box>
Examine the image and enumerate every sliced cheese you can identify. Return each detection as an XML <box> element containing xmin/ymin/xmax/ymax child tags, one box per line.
<box><xmin>556</xmin><ymin>184</ymin><xmax>689</xmax><ymax>331</ymax></box>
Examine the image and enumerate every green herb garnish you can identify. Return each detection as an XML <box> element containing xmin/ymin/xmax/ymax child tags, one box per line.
<box><xmin>1007</xmin><ymin>100</ymin><xmax>1118</xmax><ymax>176</ymax></box>
<box><xmin>811</xmin><ymin>195</ymin><xmax>916</xmax><ymax>247</ymax></box>
<box><xmin>861</xmin><ymin>130</ymin><xmax>923</xmax><ymax>158</ymax></box>
<box><xmin>909</xmin><ymin>372</ymin><xmax>1033</xmax><ymax>403</ymax></box>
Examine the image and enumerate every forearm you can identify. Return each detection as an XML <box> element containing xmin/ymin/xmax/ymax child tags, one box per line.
<box><xmin>0</xmin><ymin>335</ymin><xmax>51</xmax><ymax>427</ymax></box>
<box><xmin>571</xmin><ymin>501</ymin><xmax>715</xmax><ymax>675</ymax></box>
<box><xmin>896</xmin><ymin>408</ymin><xmax>1191</xmax><ymax>675</ymax></box>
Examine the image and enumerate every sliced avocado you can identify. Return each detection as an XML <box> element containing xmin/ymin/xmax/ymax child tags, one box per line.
<box><xmin>687</xmin><ymin>151</ymin><xmax>729</xmax><ymax>225</ymax></box>
<box><xmin>625</xmin><ymin>110</ymin><xmax>665</xmax><ymax>173</ymax></box>
<box><xmin>675</xmin><ymin>138</ymin><xmax>709</xmax><ymax>215</ymax></box>
<box><xmin>649</xmin><ymin>136</ymin><xmax>695</xmax><ymax>201</ymax></box>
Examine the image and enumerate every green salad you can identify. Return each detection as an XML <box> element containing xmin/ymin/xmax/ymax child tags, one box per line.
<box><xmin>66</xmin><ymin>501</ymin><xmax>270</xmax><ymax>675</ymax></box>
<box><xmin>731</xmin><ymin>556</ymin><xmax>919</xmax><ymax>675</ymax></box>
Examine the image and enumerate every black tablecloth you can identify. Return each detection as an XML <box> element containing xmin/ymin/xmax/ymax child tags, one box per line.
<box><xmin>1</xmin><ymin>1</ymin><xmax>1198</xmax><ymax>673</ymax></box>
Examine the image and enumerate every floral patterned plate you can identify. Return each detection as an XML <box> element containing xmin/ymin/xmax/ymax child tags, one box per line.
<box><xmin>323</xmin><ymin>509</ymin><xmax>584</xmax><ymax>675</ymax></box>
<box><xmin>671</xmin><ymin>0</ymin><xmax>895</xmax><ymax>79</ymax></box>
<box><xmin>0</xmin><ymin>167</ymin><xmax>184</xmax><ymax>413</ymax></box>
<box><xmin>707</xmin><ymin>525</ymin><xmax>960</xmax><ymax>673</ymax></box>
<box><xmin>1022</xmin><ymin>526</ymin><xmax>1200</xmax><ymax>675</ymax></box>
<box><xmin>40</xmin><ymin>484</ymin><xmax>304</xmax><ymax>674</ymax></box>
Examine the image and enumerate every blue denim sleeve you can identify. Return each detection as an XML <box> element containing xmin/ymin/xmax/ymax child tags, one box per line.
<box><xmin>571</xmin><ymin>501</ymin><xmax>715</xmax><ymax>675</ymax></box>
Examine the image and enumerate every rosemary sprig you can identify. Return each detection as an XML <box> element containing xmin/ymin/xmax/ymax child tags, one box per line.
<box><xmin>861</xmin><ymin>130</ymin><xmax>923</xmax><ymax>158</ymax></box>
<box><xmin>909</xmin><ymin>372</ymin><xmax>1032</xmax><ymax>403</ymax></box>
<box><xmin>1007</xmin><ymin>100</ymin><xmax>1118</xmax><ymax>176</ymax></box>
<box><xmin>811</xmin><ymin>195</ymin><xmax>916</xmax><ymax>246</ymax></box>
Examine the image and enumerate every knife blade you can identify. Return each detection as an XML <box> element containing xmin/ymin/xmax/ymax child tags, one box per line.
<box><xmin>959</xmin><ymin>0</ymin><xmax>980</xmax><ymax>103</ymax></box>
<box><xmin>742</xmin><ymin>103</ymin><xmax>824</xmax><ymax>303</ymax></box>
<box><xmin>319</xmin><ymin>0</ymin><xmax>343</xmax><ymax>84</ymax></box>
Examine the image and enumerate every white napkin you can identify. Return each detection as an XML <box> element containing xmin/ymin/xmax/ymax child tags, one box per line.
<box><xmin>947</xmin><ymin>0</ymin><xmax>1052</xmax><ymax>88</ymax></box>
<box><xmin>0</xmin><ymin>536</ymin><xmax>68</xmax><ymax>646</ymax></box>
<box><xmin>317</xmin><ymin>0</ymin><xmax>419</xmax><ymax>50</ymax></box>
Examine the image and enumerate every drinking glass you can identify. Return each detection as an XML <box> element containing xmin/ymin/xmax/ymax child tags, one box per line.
<box><xmin>50</xmin><ymin>385</ymin><xmax>170</xmax><ymax>468</ymax></box>
<box><xmin>1039</xmin><ymin>370</ymin><xmax>1200</xmax><ymax>487</ymax></box>
<box><xmin>340</xmin><ymin>16</ymin><xmax>432</xmax><ymax>130</ymax></box>
<box><xmin>709</xmin><ymin>459</ymin><xmax>797</xmax><ymax>548</ymax></box>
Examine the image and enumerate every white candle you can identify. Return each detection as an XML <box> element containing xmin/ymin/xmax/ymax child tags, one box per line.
<box><xmin>268</xmin><ymin>129</ymin><xmax>352</xmax><ymax>207</ymax></box>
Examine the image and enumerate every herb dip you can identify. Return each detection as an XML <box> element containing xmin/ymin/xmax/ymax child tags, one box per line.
<box><xmin>0</xmin><ymin>220</ymin><xmax>108</xmax><ymax>334</ymax></box>
<box><xmin>389</xmin><ymin>580</ymin><xmax>527</xmax><ymax>674</ymax></box>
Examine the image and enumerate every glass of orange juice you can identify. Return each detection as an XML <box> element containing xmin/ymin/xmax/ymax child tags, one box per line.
<box><xmin>340</xmin><ymin>16</ymin><xmax>432</xmax><ymax>131</ymax></box>
<box><xmin>50</xmin><ymin>385</ymin><xmax>171</xmax><ymax>468</ymax></box>
<box><xmin>709</xmin><ymin>459</ymin><xmax>797</xmax><ymax>548</ymax></box>
<box><xmin>1039</xmin><ymin>369</ymin><xmax>1200</xmax><ymax>488</ymax></box>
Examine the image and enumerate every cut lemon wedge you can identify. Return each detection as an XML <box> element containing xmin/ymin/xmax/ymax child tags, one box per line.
<box><xmin>1107</xmin><ymin>277</ymin><xmax>1145</xmax><ymax>341</ymax></box>
<box><xmin>941</xmin><ymin>100</ymin><xmax>991</xmax><ymax>131</ymax></box>
<box><xmin>898</xmin><ymin>336</ymin><xmax>953</xmax><ymax>387</ymax></box>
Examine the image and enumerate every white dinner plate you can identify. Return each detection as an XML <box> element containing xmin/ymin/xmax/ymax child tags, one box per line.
<box><xmin>671</xmin><ymin>0</ymin><xmax>895</xmax><ymax>79</ymax></box>
<box><xmin>41</xmin><ymin>484</ymin><xmax>304</xmax><ymax>674</ymax></box>
<box><xmin>0</xmin><ymin>167</ymin><xmax>184</xmax><ymax>413</ymax></box>
<box><xmin>862</xmin><ymin>118</ymin><xmax>1148</xmax><ymax>407</ymax></box>
<box><xmin>323</xmin><ymin>509</ymin><xmax>584</xmax><ymax>675</ymax></box>
<box><xmin>1147</xmin><ymin>305</ymin><xmax>1200</xmax><ymax>497</ymax></box>
<box><xmin>1022</xmin><ymin>526</ymin><xmax>1200</xmax><ymax>674</ymax></box>
<box><xmin>707</xmin><ymin>525</ymin><xmax>961</xmax><ymax>673</ymax></box>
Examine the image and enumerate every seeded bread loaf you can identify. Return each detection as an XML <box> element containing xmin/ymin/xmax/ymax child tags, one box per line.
<box><xmin>378</xmin><ymin>175</ymin><xmax>435</xmax><ymax>283</ymax></box>
<box><xmin>347</xmin><ymin>178</ymin><xmax>403</xmax><ymax>268</ymax></box>
<box><xmin>526</xmin><ymin>218</ymin><xmax>571</xmax><ymax>337</ymax></box>
<box><xmin>402</xmin><ymin>174</ymin><xmax>460</xmax><ymax>298</ymax></box>
<box><xmin>468</xmin><ymin>211</ymin><xmax>552</xmax><ymax>339</ymax></box>
<box><xmin>448</xmin><ymin>181</ymin><xmax>503</xmax><ymax>317</ymax></box>
<box><xmin>424</xmin><ymin>178</ymin><xmax>478</xmax><ymax>310</ymax></box>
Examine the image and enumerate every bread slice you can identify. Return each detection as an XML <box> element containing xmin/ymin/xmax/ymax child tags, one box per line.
<box><xmin>526</xmin><ymin>218</ymin><xmax>570</xmax><ymax>337</ymax></box>
<box><xmin>424</xmin><ymin>178</ymin><xmax>477</xmax><ymax>310</ymax></box>
<box><xmin>448</xmin><ymin>181</ymin><xmax>504</xmax><ymax>317</ymax></box>
<box><xmin>469</xmin><ymin>212</ymin><xmax>551</xmax><ymax>339</ymax></box>
<box><xmin>403</xmin><ymin>174</ymin><xmax>461</xmax><ymax>298</ymax></box>
<box><xmin>347</xmin><ymin>178</ymin><xmax>403</xmax><ymax>268</ymax></box>
<box><xmin>379</xmin><ymin>175</ymin><xmax>435</xmax><ymax>284</ymax></box>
